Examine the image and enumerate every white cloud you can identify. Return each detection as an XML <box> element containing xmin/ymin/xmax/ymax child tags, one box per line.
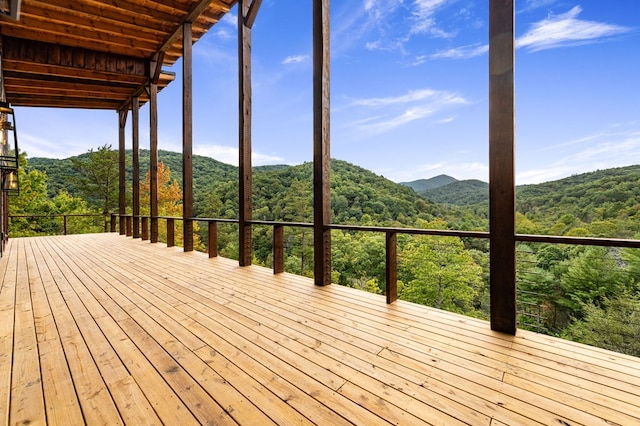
<box><xmin>410</xmin><ymin>0</ymin><xmax>453</xmax><ymax>35</ymax></box>
<box><xmin>517</xmin><ymin>130</ymin><xmax>640</xmax><ymax>184</ymax></box>
<box><xmin>281</xmin><ymin>55</ymin><xmax>309</xmax><ymax>65</ymax></box>
<box><xmin>430</xmin><ymin>43</ymin><xmax>488</xmax><ymax>59</ymax></box>
<box><xmin>194</xmin><ymin>144</ymin><xmax>285</xmax><ymax>167</ymax></box>
<box><xmin>347</xmin><ymin>88</ymin><xmax>469</xmax><ymax>134</ymax></box>
<box><xmin>423</xmin><ymin>5</ymin><xmax>630</xmax><ymax>61</ymax></box>
<box><xmin>517</xmin><ymin>6</ymin><xmax>631</xmax><ymax>52</ymax></box>
<box><xmin>213</xmin><ymin>12</ymin><xmax>237</xmax><ymax>40</ymax></box>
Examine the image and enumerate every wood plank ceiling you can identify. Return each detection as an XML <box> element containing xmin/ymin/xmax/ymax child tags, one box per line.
<box><xmin>0</xmin><ymin>0</ymin><xmax>237</xmax><ymax>110</ymax></box>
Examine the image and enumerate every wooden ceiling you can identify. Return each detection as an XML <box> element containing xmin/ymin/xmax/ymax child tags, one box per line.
<box><xmin>0</xmin><ymin>0</ymin><xmax>237</xmax><ymax>110</ymax></box>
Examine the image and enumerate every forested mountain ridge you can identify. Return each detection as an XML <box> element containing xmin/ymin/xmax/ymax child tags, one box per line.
<box><xmin>419</xmin><ymin>179</ymin><xmax>489</xmax><ymax>206</ymax></box>
<box><xmin>27</xmin><ymin>151</ymin><xmax>640</xmax><ymax>238</ymax></box>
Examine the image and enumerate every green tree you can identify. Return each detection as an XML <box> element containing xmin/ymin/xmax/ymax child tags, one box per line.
<box><xmin>71</xmin><ymin>144</ymin><xmax>119</xmax><ymax>214</ymax></box>
<box><xmin>10</xmin><ymin>154</ymin><xmax>96</xmax><ymax>236</ymax></box>
<box><xmin>562</xmin><ymin>293</ymin><xmax>640</xmax><ymax>357</ymax></box>
<box><xmin>399</xmin><ymin>219</ymin><xmax>482</xmax><ymax>315</ymax></box>
<box><xmin>559</xmin><ymin>246</ymin><xmax>625</xmax><ymax>319</ymax></box>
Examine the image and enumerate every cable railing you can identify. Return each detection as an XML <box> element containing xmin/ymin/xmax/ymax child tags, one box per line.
<box><xmin>9</xmin><ymin>213</ymin><xmax>110</xmax><ymax>236</ymax></box>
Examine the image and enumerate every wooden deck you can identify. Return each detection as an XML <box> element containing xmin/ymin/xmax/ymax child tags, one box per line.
<box><xmin>1</xmin><ymin>234</ymin><xmax>639</xmax><ymax>425</ymax></box>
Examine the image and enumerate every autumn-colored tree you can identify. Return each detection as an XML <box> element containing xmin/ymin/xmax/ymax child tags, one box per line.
<box><xmin>140</xmin><ymin>162</ymin><xmax>202</xmax><ymax>250</ymax></box>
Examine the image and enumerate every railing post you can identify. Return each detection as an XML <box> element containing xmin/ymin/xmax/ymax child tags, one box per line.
<box><xmin>110</xmin><ymin>214</ymin><xmax>117</xmax><ymax>232</ymax></box>
<box><xmin>126</xmin><ymin>216</ymin><xmax>132</xmax><ymax>237</ymax></box>
<box><xmin>63</xmin><ymin>215</ymin><xmax>68</xmax><ymax>236</ymax></box>
<box><xmin>141</xmin><ymin>217</ymin><xmax>149</xmax><ymax>241</ymax></box>
<box><xmin>167</xmin><ymin>218</ymin><xmax>175</xmax><ymax>247</ymax></box>
<box><xmin>208</xmin><ymin>221</ymin><xmax>218</xmax><ymax>258</ymax></box>
<box><xmin>386</xmin><ymin>231</ymin><xmax>398</xmax><ymax>304</ymax></box>
<box><xmin>273</xmin><ymin>224</ymin><xmax>284</xmax><ymax>274</ymax></box>
<box><xmin>489</xmin><ymin>0</ymin><xmax>516</xmax><ymax>334</ymax></box>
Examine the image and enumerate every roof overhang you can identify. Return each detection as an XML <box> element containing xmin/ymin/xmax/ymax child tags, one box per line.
<box><xmin>0</xmin><ymin>0</ymin><xmax>236</xmax><ymax>110</ymax></box>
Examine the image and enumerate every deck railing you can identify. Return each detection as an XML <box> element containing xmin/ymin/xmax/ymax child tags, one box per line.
<box><xmin>9</xmin><ymin>213</ymin><xmax>110</xmax><ymax>236</ymax></box>
<box><xmin>114</xmin><ymin>214</ymin><xmax>640</xmax><ymax>313</ymax></box>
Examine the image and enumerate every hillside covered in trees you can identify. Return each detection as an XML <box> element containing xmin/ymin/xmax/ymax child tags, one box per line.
<box><xmin>13</xmin><ymin>148</ymin><xmax>640</xmax><ymax>357</ymax></box>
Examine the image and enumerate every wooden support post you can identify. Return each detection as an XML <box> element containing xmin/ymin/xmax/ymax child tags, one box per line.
<box><xmin>489</xmin><ymin>0</ymin><xmax>516</xmax><ymax>335</ymax></box>
<box><xmin>273</xmin><ymin>224</ymin><xmax>284</xmax><ymax>274</ymax></box>
<box><xmin>141</xmin><ymin>217</ymin><xmax>149</xmax><ymax>240</ymax></box>
<box><xmin>126</xmin><ymin>216</ymin><xmax>132</xmax><ymax>237</ymax></box>
<box><xmin>208</xmin><ymin>221</ymin><xmax>218</xmax><ymax>258</ymax></box>
<box><xmin>238</xmin><ymin>0</ymin><xmax>253</xmax><ymax>266</ymax></box>
<box><xmin>118</xmin><ymin>109</ymin><xmax>128</xmax><ymax>235</ymax></box>
<box><xmin>182</xmin><ymin>23</ymin><xmax>194</xmax><ymax>252</ymax></box>
<box><xmin>132</xmin><ymin>96</ymin><xmax>140</xmax><ymax>239</ymax></box>
<box><xmin>313</xmin><ymin>0</ymin><xmax>332</xmax><ymax>286</ymax></box>
<box><xmin>63</xmin><ymin>215</ymin><xmax>68</xmax><ymax>236</ymax></box>
<box><xmin>167</xmin><ymin>218</ymin><xmax>175</xmax><ymax>248</ymax></box>
<box><xmin>386</xmin><ymin>231</ymin><xmax>398</xmax><ymax>304</ymax></box>
<box><xmin>110</xmin><ymin>214</ymin><xmax>117</xmax><ymax>232</ymax></box>
<box><xmin>150</xmin><ymin>80</ymin><xmax>159</xmax><ymax>243</ymax></box>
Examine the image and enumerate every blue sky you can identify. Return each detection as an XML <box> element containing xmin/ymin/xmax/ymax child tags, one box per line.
<box><xmin>15</xmin><ymin>0</ymin><xmax>640</xmax><ymax>185</ymax></box>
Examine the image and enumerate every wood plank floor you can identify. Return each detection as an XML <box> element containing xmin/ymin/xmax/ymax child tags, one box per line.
<box><xmin>1</xmin><ymin>234</ymin><xmax>639</xmax><ymax>425</ymax></box>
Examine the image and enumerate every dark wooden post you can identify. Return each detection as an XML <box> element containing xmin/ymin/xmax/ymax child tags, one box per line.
<box><xmin>238</xmin><ymin>0</ymin><xmax>253</xmax><ymax>266</ymax></box>
<box><xmin>141</xmin><ymin>217</ymin><xmax>149</xmax><ymax>240</ymax></box>
<box><xmin>110</xmin><ymin>214</ymin><xmax>117</xmax><ymax>232</ymax></box>
<box><xmin>167</xmin><ymin>218</ymin><xmax>175</xmax><ymax>247</ymax></box>
<box><xmin>118</xmin><ymin>109</ymin><xmax>128</xmax><ymax>235</ymax></box>
<box><xmin>182</xmin><ymin>22</ymin><xmax>194</xmax><ymax>252</ymax></box>
<box><xmin>132</xmin><ymin>96</ymin><xmax>140</xmax><ymax>239</ymax></box>
<box><xmin>386</xmin><ymin>231</ymin><xmax>398</xmax><ymax>304</ymax></box>
<box><xmin>63</xmin><ymin>215</ymin><xmax>68</xmax><ymax>236</ymax></box>
<box><xmin>208</xmin><ymin>221</ymin><xmax>218</xmax><ymax>258</ymax></box>
<box><xmin>489</xmin><ymin>0</ymin><xmax>516</xmax><ymax>335</ymax></box>
<box><xmin>126</xmin><ymin>216</ymin><xmax>132</xmax><ymax>237</ymax></box>
<box><xmin>313</xmin><ymin>0</ymin><xmax>331</xmax><ymax>286</ymax></box>
<box><xmin>150</xmin><ymin>79</ymin><xmax>159</xmax><ymax>243</ymax></box>
<box><xmin>273</xmin><ymin>224</ymin><xmax>284</xmax><ymax>274</ymax></box>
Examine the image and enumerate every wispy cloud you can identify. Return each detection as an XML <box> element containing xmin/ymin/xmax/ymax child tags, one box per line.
<box><xmin>517</xmin><ymin>6</ymin><xmax>631</xmax><ymax>51</ymax></box>
<box><xmin>425</xmin><ymin>5</ymin><xmax>631</xmax><ymax>62</ymax></box>
<box><xmin>517</xmin><ymin>0</ymin><xmax>559</xmax><ymax>14</ymax></box>
<box><xmin>212</xmin><ymin>12</ymin><xmax>236</xmax><ymax>40</ymax></box>
<box><xmin>281</xmin><ymin>55</ymin><xmax>309</xmax><ymax>65</ymax></box>
<box><xmin>410</xmin><ymin>0</ymin><xmax>456</xmax><ymax>36</ymax></box>
<box><xmin>517</xmin><ymin>129</ymin><xmax>640</xmax><ymax>184</ymax></box>
<box><xmin>430</xmin><ymin>43</ymin><xmax>488</xmax><ymax>59</ymax></box>
<box><xmin>346</xmin><ymin>88</ymin><xmax>469</xmax><ymax>134</ymax></box>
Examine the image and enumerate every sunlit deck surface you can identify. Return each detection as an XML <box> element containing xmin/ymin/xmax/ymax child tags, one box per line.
<box><xmin>1</xmin><ymin>234</ymin><xmax>639</xmax><ymax>425</ymax></box>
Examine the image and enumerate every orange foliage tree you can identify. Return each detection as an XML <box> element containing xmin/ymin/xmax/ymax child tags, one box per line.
<box><xmin>140</xmin><ymin>162</ymin><xmax>202</xmax><ymax>250</ymax></box>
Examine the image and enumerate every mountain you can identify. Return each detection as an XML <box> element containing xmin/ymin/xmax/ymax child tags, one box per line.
<box><xmin>25</xmin><ymin>152</ymin><xmax>439</xmax><ymax>227</ymax></box>
<box><xmin>400</xmin><ymin>174</ymin><xmax>457</xmax><ymax>192</ymax></box>
<box><xmin>422</xmin><ymin>179</ymin><xmax>489</xmax><ymax>206</ymax></box>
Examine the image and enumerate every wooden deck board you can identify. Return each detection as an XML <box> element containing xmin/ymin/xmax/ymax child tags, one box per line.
<box><xmin>1</xmin><ymin>233</ymin><xmax>640</xmax><ymax>425</ymax></box>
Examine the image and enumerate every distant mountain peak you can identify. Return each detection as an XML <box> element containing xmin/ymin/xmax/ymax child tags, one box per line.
<box><xmin>399</xmin><ymin>174</ymin><xmax>458</xmax><ymax>192</ymax></box>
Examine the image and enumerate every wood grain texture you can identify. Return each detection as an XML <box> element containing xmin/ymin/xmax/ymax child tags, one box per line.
<box><xmin>2</xmin><ymin>233</ymin><xmax>639</xmax><ymax>425</ymax></box>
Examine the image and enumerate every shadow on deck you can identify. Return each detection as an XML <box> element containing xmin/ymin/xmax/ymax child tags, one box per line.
<box><xmin>1</xmin><ymin>233</ymin><xmax>639</xmax><ymax>425</ymax></box>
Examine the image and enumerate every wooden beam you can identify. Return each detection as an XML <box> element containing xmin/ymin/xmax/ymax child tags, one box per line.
<box><xmin>149</xmin><ymin>52</ymin><xmax>166</xmax><ymax>85</ymax></box>
<box><xmin>132</xmin><ymin>96</ymin><xmax>140</xmax><ymax>239</ymax></box>
<box><xmin>182</xmin><ymin>22</ymin><xmax>194</xmax><ymax>252</ymax></box>
<box><xmin>157</xmin><ymin>0</ymin><xmax>227</xmax><ymax>53</ymax></box>
<box><xmin>238</xmin><ymin>0</ymin><xmax>253</xmax><ymax>267</ymax></box>
<box><xmin>245</xmin><ymin>0</ymin><xmax>263</xmax><ymax>29</ymax></box>
<box><xmin>118</xmin><ymin>109</ymin><xmax>128</xmax><ymax>235</ymax></box>
<box><xmin>149</xmin><ymin>82</ymin><xmax>159</xmax><ymax>244</ymax></box>
<box><xmin>489</xmin><ymin>0</ymin><xmax>516</xmax><ymax>335</ymax></box>
<box><xmin>313</xmin><ymin>0</ymin><xmax>332</xmax><ymax>287</ymax></box>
